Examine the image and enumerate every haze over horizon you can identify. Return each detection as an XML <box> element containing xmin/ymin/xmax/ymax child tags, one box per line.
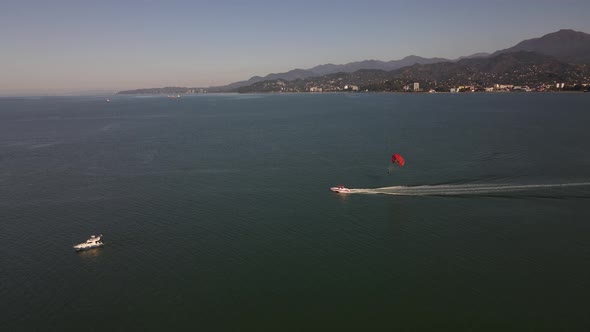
<box><xmin>2</xmin><ymin>0</ymin><xmax>590</xmax><ymax>95</ymax></box>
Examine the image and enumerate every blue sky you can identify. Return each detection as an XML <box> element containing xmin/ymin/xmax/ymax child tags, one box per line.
<box><xmin>1</xmin><ymin>0</ymin><xmax>589</xmax><ymax>94</ymax></box>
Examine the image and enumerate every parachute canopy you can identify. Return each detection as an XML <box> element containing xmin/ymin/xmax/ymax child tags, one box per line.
<box><xmin>391</xmin><ymin>153</ymin><xmax>405</xmax><ymax>167</ymax></box>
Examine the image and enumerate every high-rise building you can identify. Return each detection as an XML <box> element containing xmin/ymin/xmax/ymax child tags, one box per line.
<box><xmin>413</xmin><ymin>82</ymin><xmax>420</xmax><ymax>91</ymax></box>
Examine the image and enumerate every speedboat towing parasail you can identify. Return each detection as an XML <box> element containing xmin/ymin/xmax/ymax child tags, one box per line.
<box><xmin>330</xmin><ymin>185</ymin><xmax>351</xmax><ymax>193</ymax></box>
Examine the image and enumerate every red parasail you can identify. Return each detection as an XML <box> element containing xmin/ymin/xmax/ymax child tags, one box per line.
<box><xmin>391</xmin><ymin>153</ymin><xmax>405</xmax><ymax>167</ymax></box>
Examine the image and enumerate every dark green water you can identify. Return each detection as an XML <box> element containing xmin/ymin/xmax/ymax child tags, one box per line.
<box><xmin>1</xmin><ymin>93</ymin><xmax>589</xmax><ymax>331</ymax></box>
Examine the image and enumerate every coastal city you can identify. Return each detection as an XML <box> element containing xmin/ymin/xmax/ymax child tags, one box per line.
<box><xmin>120</xmin><ymin>80</ymin><xmax>590</xmax><ymax>95</ymax></box>
<box><xmin>237</xmin><ymin>79</ymin><xmax>590</xmax><ymax>93</ymax></box>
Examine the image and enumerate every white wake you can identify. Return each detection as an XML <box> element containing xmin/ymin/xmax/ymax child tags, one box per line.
<box><xmin>349</xmin><ymin>182</ymin><xmax>590</xmax><ymax>196</ymax></box>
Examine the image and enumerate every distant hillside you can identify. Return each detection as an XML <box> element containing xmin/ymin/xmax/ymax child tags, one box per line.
<box><xmin>393</xmin><ymin>51</ymin><xmax>578</xmax><ymax>84</ymax></box>
<box><xmin>455</xmin><ymin>52</ymin><xmax>491</xmax><ymax>60</ymax></box>
<box><xmin>217</xmin><ymin>69</ymin><xmax>316</xmax><ymax>92</ymax></box>
<box><xmin>492</xmin><ymin>29</ymin><xmax>590</xmax><ymax>64</ymax></box>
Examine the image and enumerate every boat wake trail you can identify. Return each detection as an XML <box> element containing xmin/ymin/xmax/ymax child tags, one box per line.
<box><xmin>349</xmin><ymin>182</ymin><xmax>590</xmax><ymax>196</ymax></box>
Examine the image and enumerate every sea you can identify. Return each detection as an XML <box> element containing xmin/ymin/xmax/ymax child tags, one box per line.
<box><xmin>1</xmin><ymin>93</ymin><xmax>589</xmax><ymax>331</ymax></box>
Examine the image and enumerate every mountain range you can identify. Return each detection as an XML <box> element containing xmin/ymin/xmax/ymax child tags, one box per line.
<box><xmin>216</xmin><ymin>55</ymin><xmax>451</xmax><ymax>91</ymax></box>
<box><xmin>118</xmin><ymin>29</ymin><xmax>590</xmax><ymax>94</ymax></box>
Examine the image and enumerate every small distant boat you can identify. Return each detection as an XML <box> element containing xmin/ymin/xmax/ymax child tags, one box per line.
<box><xmin>73</xmin><ymin>235</ymin><xmax>104</xmax><ymax>251</ymax></box>
<box><xmin>167</xmin><ymin>94</ymin><xmax>181</xmax><ymax>99</ymax></box>
<box><xmin>330</xmin><ymin>185</ymin><xmax>351</xmax><ymax>193</ymax></box>
<box><xmin>105</xmin><ymin>99</ymin><xmax>111</xmax><ymax>102</ymax></box>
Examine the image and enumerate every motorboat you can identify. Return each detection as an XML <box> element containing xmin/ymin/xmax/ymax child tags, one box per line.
<box><xmin>330</xmin><ymin>185</ymin><xmax>351</xmax><ymax>193</ymax></box>
<box><xmin>73</xmin><ymin>235</ymin><xmax>104</xmax><ymax>251</ymax></box>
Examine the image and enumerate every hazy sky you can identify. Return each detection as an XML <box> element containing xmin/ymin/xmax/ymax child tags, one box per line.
<box><xmin>1</xmin><ymin>0</ymin><xmax>589</xmax><ymax>94</ymax></box>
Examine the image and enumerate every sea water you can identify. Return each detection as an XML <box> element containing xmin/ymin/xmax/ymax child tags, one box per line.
<box><xmin>1</xmin><ymin>93</ymin><xmax>589</xmax><ymax>330</ymax></box>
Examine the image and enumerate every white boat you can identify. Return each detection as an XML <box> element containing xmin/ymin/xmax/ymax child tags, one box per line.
<box><xmin>73</xmin><ymin>235</ymin><xmax>104</xmax><ymax>251</ymax></box>
<box><xmin>330</xmin><ymin>185</ymin><xmax>351</xmax><ymax>193</ymax></box>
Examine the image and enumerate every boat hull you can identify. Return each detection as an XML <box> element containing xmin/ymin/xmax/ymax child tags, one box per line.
<box><xmin>330</xmin><ymin>187</ymin><xmax>351</xmax><ymax>193</ymax></box>
<box><xmin>74</xmin><ymin>243</ymin><xmax>104</xmax><ymax>251</ymax></box>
